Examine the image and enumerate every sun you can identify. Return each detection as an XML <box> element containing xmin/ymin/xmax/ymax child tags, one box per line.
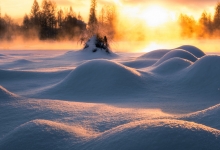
<box><xmin>142</xmin><ymin>5</ymin><xmax>170</xmax><ymax>27</ymax></box>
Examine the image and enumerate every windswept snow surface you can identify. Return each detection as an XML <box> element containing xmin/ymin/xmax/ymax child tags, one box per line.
<box><xmin>0</xmin><ymin>45</ymin><xmax>220</xmax><ymax>150</ymax></box>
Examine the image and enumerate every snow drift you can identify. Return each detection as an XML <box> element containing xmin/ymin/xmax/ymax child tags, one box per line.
<box><xmin>122</xmin><ymin>59</ymin><xmax>157</xmax><ymax>69</ymax></box>
<box><xmin>181</xmin><ymin>104</ymin><xmax>220</xmax><ymax>130</ymax></box>
<box><xmin>37</xmin><ymin>59</ymin><xmax>146</xmax><ymax>100</ymax></box>
<box><xmin>153</xmin><ymin>49</ymin><xmax>197</xmax><ymax>66</ymax></box>
<box><xmin>176</xmin><ymin>55</ymin><xmax>220</xmax><ymax>97</ymax></box>
<box><xmin>1</xmin><ymin>119</ymin><xmax>220</xmax><ymax>150</ymax></box>
<box><xmin>137</xmin><ymin>49</ymin><xmax>170</xmax><ymax>60</ymax></box>
<box><xmin>0</xmin><ymin>46</ymin><xmax>220</xmax><ymax>150</ymax></box>
<box><xmin>151</xmin><ymin>57</ymin><xmax>192</xmax><ymax>75</ymax></box>
<box><xmin>31</xmin><ymin>47</ymin><xmax>220</xmax><ymax>102</ymax></box>
<box><xmin>89</xmin><ymin>119</ymin><xmax>220</xmax><ymax>150</ymax></box>
<box><xmin>176</xmin><ymin>45</ymin><xmax>205</xmax><ymax>58</ymax></box>
<box><xmin>0</xmin><ymin>119</ymin><xmax>95</xmax><ymax>150</ymax></box>
<box><xmin>0</xmin><ymin>86</ymin><xmax>19</xmax><ymax>100</ymax></box>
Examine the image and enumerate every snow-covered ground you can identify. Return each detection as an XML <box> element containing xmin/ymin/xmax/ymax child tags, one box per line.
<box><xmin>0</xmin><ymin>45</ymin><xmax>220</xmax><ymax>150</ymax></box>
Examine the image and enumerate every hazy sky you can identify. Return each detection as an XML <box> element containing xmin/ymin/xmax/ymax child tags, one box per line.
<box><xmin>0</xmin><ymin>0</ymin><xmax>217</xmax><ymax>22</ymax></box>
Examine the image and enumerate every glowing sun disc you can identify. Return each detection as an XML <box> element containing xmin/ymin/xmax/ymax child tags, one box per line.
<box><xmin>143</xmin><ymin>5</ymin><xmax>169</xmax><ymax>27</ymax></box>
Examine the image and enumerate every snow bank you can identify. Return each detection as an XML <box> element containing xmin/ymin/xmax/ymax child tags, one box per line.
<box><xmin>153</xmin><ymin>49</ymin><xmax>197</xmax><ymax>66</ymax></box>
<box><xmin>32</xmin><ymin>50</ymin><xmax>220</xmax><ymax>102</ymax></box>
<box><xmin>122</xmin><ymin>59</ymin><xmax>157</xmax><ymax>69</ymax></box>
<box><xmin>0</xmin><ymin>59</ymin><xmax>34</xmax><ymax>69</ymax></box>
<box><xmin>177</xmin><ymin>55</ymin><xmax>220</xmax><ymax>96</ymax></box>
<box><xmin>176</xmin><ymin>45</ymin><xmax>205</xmax><ymax>58</ymax></box>
<box><xmin>88</xmin><ymin>119</ymin><xmax>220</xmax><ymax>150</ymax></box>
<box><xmin>38</xmin><ymin>59</ymin><xmax>146</xmax><ymax>100</ymax></box>
<box><xmin>181</xmin><ymin>104</ymin><xmax>220</xmax><ymax>130</ymax></box>
<box><xmin>151</xmin><ymin>58</ymin><xmax>192</xmax><ymax>75</ymax></box>
<box><xmin>0</xmin><ymin>69</ymin><xmax>69</xmax><ymax>81</ymax></box>
<box><xmin>137</xmin><ymin>49</ymin><xmax>170</xmax><ymax>60</ymax></box>
<box><xmin>0</xmin><ymin>119</ymin><xmax>95</xmax><ymax>150</ymax></box>
<box><xmin>0</xmin><ymin>86</ymin><xmax>19</xmax><ymax>100</ymax></box>
<box><xmin>1</xmin><ymin>118</ymin><xmax>220</xmax><ymax>150</ymax></box>
<box><xmin>12</xmin><ymin>59</ymin><xmax>33</xmax><ymax>64</ymax></box>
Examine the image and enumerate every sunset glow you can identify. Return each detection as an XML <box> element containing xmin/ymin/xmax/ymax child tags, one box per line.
<box><xmin>0</xmin><ymin>0</ymin><xmax>216</xmax><ymax>21</ymax></box>
<box><xmin>142</xmin><ymin>5</ymin><xmax>170</xmax><ymax>27</ymax></box>
<box><xmin>0</xmin><ymin>0</ymin><xmax>220</xmax><ymax>53</ymax></box>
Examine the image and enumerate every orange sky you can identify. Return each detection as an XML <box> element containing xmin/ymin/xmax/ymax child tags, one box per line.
<box><xmin>0</xmin><ymin>0</ymin><xmax>216</xmax><ymax>23</ymax></box>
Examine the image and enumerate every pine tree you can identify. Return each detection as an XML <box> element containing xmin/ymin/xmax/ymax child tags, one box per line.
<box><xmin>30</xmin><ymin>0</ymin><xmax>40</xmax><ymax>27</ymax></box>
<box><xmin>78</xmin><ymin>12</ymin><xmax>83</xmax><ymax>21</ymax></box>
<box><xmin>179</xmin><ymin>14</ymin><xmax>196</xmax><ymax>38</ymax></box>
<box><xmin>213</xmin><ymin>2</ymin><xmax>220</xmax><ymax>30</ymax></box>
<box><xmin>99</xmin><ymin>8</ymin><xmax>105</xmax><ymax>26</ymax></box>
<box><xmin>57</xmin><ymin>8</ymin><xmax>64</xmax><ymax>29</ymax></box>
<box><xmin>88</xmin><ymin>0</ymin><xmax>98</xmax><ymax>32</ymax></box>
<box><xmin>40</xmin><ymin>0</ymin><xmax>57</xmax><ymax>38</ymax></box>
<box><xmin>198</xmin><ymin>11</ymin><xmax>213</xmax><ymax>37</ymax></box>
<box><xmin>0</xmin><ymin>6</ymin><xmax>1</xmax><ymax>19</ymax></box>
<box><xmin>23</xmin><ymin>14</ymin><xmax>30</xmax><ymax>29</ymax></box>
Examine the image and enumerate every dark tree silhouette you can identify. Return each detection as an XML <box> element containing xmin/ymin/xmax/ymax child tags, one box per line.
<box><xmin>198</xmin><ymin>11</ymin><xmax>213</xmax><ymax>37</ymax></box>
<box><xmin>40</xmin><ymin>0</ymin><xmax>57</xmax><ymax>39</ymax></box>
<box><xmin>0</xmin><ymin>17</ymin><xmax>6</xmax><ymax>39</ymax></box>
<box><xmin>214</xmin><ymin>2</ymin><xmax>220</xmax><ymax>29</ymax></box>
<box><xmin>179</xmin><ymin>14</ymin><xmax>196</xmax><ymax>38</ymax></box>
<box><xmin>30</xmin><ymin>0</ymin><xmax>41</xmax><ymax>27</ymax></box>
<box><xmin>23</xmin><ymin>14</ymin><xmax>31</xmax><ymax>29</ymax></box>
<box><xmin>88</xmin><ymin>0</ymin><xmax>98</xmax><ymax>35</ymax></box>
<box><xmin>57</xmin><ymin>9</ymin><xmax>64</xmax><ymax>29</ymax></box>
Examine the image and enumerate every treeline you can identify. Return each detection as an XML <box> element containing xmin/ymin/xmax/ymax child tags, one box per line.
<box><xmin>22</xmin><ymin>0</ymin><xmax>86</xmax><ymax>40</ymax></box>
<box><xmin>2</xmin><ymin>0</ymin><xmax>220</xmax><ymax>41</ymax></box>
<box><xmin>0</xmin><ymin>0</ymin><xmax>117</xmax><ymax>41</ymax></box>
<box><xmin>0</xmin><ymin>14</ymin><xmax>19</xmax><ymax>40</ymax></box>
<box><xmin>179</xmin><ymin>2</ymin><xmax>220</xmax><ymax>38</ymax></box>
<box><xmin>0</xmin><ymin>0</ymin><xmax>87</xmax><ymax>41</ymax></box>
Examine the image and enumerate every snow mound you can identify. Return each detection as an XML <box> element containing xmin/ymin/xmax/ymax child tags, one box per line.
<box><xmin>137</xmin><ymin>49</ymin><xmax>170</xmax><ymax>59</ymax></box>
<box><xmin>185</xmin><ymin>55</ymin><xmax>220</xmax><ymax>74</ymax></box>
<box><xmin>151</xmin><ymin>58</ymin><xmax>192</xmax><ymax>75</ymax></box>
<box><xmin>176</xmin><ymin>45</ymin><xmax>205</xmax><ymax>58</ymax></box>
<box><xmin>0</xmin><ymin>86</ymin><xmax>19</xmax><ymax>100</ymax></box>
<box><xmin>39</xmin><ymin>59</ymin><xmax>145</xmax><ymax>100</ymax></box>
<box><xmin>181</xmin><ymin>104</ymin><xmax>220</xmax><ymax>130</ymax></box>
<box><xmin>82</xmin><ymin>36</ymin><xmax>111</xmax><ymax>53</ymax></box>
<box><xmin>176</xmin><ymin>55</ymin><xmax>220</xmax><ymax>97</ymax></box>
<box><xmin>182</xmin><ymin>55</ymin><xmax>220</xmax><ymax>83</ymax></box>
<box><xmin>154</xmin><ymin>49</ymin><xmax>198</xmax><ymax>66</ymax></box>
<box><xmin>12</xmin><ymin>59</ymin><xmax>33</xmax><ymax>64</ymax></box>
<box><xmin>60</xmin><ymin>35</ymin><xmax>119</xmax><ymax>60</ymax></box>
<box><xmin>90</xmin><ymin>119</ymin><xmax>220</xmax><ymax>150</ymax></box>
<box><xmin>122</xmin><ymin>59</ymin><xmax>157</xmax><ymax>69</ymax></box>
<box><xmin>0</xmin><ymin>119</ymin><xmax>94</xmax><ymax>150</ymax></box>
<box><xmin>1</xmin><ymin>119</ymin><xmax>219</xmax><ymax>150</ymax></box>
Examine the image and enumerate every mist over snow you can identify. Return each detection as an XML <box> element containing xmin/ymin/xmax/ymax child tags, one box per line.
<box><xmin>0</xmin><ymin>44</ymin><xmax>220</xmax><ymax>150</ymax></box>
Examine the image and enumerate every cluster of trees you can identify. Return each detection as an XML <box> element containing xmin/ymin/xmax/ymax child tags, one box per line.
<box><xmin>0</xmin><ymin>13</ymin><xmax>19</xmax><ymax>40</ymax></box>
<box><xmin>179</xmin><ymin>2</ymin><xmax>220</xmax><ymax>38</ymax></box>
<box><xmin>0</xmin><ymin>0</ymin><xmax>117</xmax><ymax>41</ymax></box>
<box><xmin>82</xmin><ymin>0</ymin><xmax>117</xmax><ymax>42</ymax></box>
<box><xmin>22</xmin><ymin>0</ymin><xmax>86</xmax><ymax>40</ymax></box>
<box><xmin>2</xmin><ymin>0</ymin><xmax>220</xmax><ymax>41</ymax></box>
